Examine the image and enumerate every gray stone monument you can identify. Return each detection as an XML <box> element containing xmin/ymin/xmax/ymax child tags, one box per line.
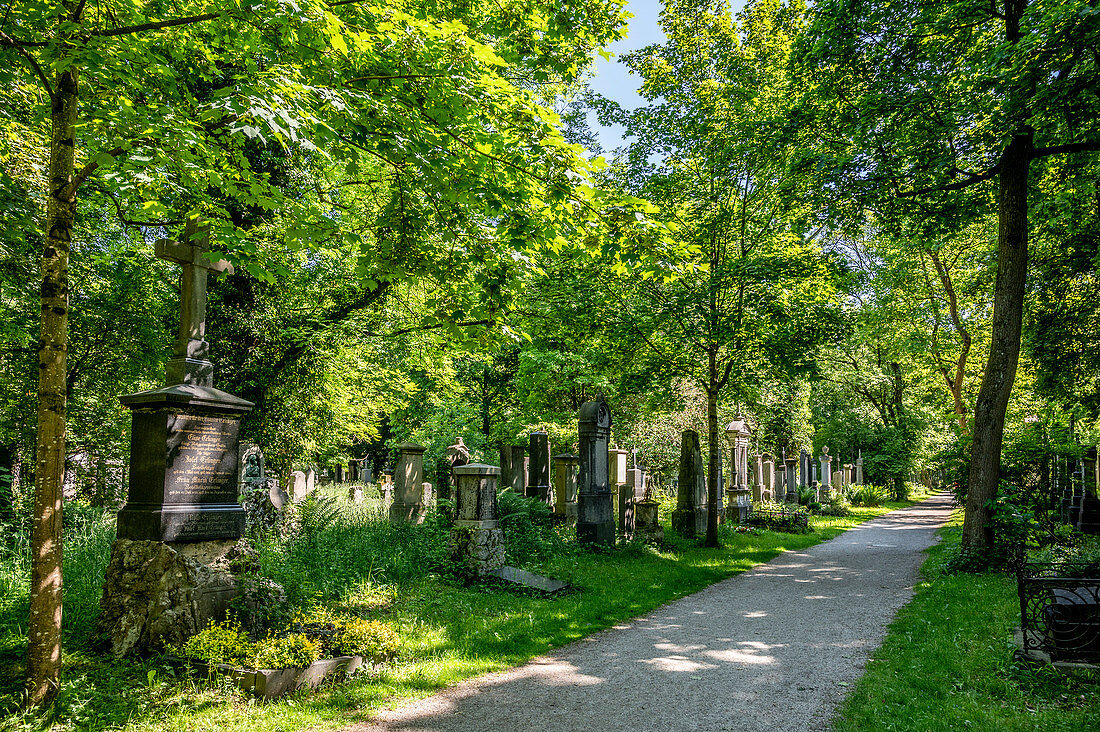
<box><xmin>391</xmin><ymin>442</ymin><xmax>426</xmax><ymax>522</ymax></box>
<box><xmin>785</xmin><ymin>454</ymin><xmax>799</xmax><ymax>504</ymax></box>
<box><xmin>305</xmin><ymin>467</ymin><xmax>316</xmax><ymax>494</ymax></box>
<box><xmin>724</xmin><ymin>416</ymin><xmax>752</xmax><ymax>522</ymax></box>
<box><xmin>577</xmin><ymin>394</ymin><xmax>614</xmax><ymax>545</ymax></box>
<box><xmin>527</xmin><ymin>431</ymin><xmax>552</xmax><ymax>503</ymax></box>
<box><xmin>762</xmin><ymin>452</ymin><xmax>775</xmax><ymax>502</ymax></box>
<box><xmin>855</xmin><ymin>451</ymin><xmax>864</xmax><ymax>485</ymax></box>
<box><xmin>450</xmin><ymin>464</ymin><xmax>506</xmax><ymax>575</ymax></box>
<box><xmin>101</xmin><ymin>217</ymin><xmax>253</xmax><ymax>657</ymax></box>
<box><xmin>672</xmin><ymin>430</ymin><xmax>707</xmax><ymax>538</ymax></box>
<box><xmin>289</xmin><ymin>470</ymin><xmax>308</xmax><ymax>502</ymax></box>
<box><xmin>634</xmin><ymin>485</ymin><xmax>664</xmax><ymax>543</ymax></box>
<box><xmin>799</xmin><ymin>449</ymin><xmax>810</xmax><ymax>489</ymax></box>
<box><xmin>820</xmin><ymin>446</ymin><xmax>833</xmax><ymax>500</ymax></box>
<box><xmin>510</xmin><ymin>445</ymin><xmax>526</xmax><ymax>494</ymax></box>
<box><xmin>752</xmin><ymin>453</ymin><xmax>764</xmax><ymax>502</ymax></box>
<box><xmin>553</xmin><ymin>453</ymin><xmax>579</xmax><ymax>521</ymax></box>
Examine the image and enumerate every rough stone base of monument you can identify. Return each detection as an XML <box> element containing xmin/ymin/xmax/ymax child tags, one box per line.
<box><xmin>577</xmin><ymin>491</ymin><xmax>614</xmax><ymax>546</ymax></box>
<box><xmin>389</xmin><ymin>501</ymin><xmax>424</xmax><ymax>524</ymax></box>
<box><xmin>449</xmin><ymin>523</ymin><xmax>505</xmax><ymax>575</ymax></box>
<box><xmin>634</xmin><ymin>500</ymin><xmax>664</xmax><ymax>543</ymax></box>
<box><xmin>97</xmin><ymin>538</ymin><xmax>247</xmax><ymax>657</ymax></box>
<box><xmin>487</xmin><ymin>566</ymin><xmax>570</xmax><ymax>596</ymax></box>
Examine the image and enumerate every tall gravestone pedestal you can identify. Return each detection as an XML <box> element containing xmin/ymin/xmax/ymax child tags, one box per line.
<box><xmin>577</xmin><ymin>395</ymin><xmax>614</xmax><ymax>546</ymax></box>
<box><xmin>99</xmin><ymin>217</ymin><xmax>255</xmax><ymax>657</ymax></box>
<box><xmin>391</xmin><ymin>443</ymin><xmax>427</xmax><ymax>522</ymax></box>
<box><xmin>449</xmin><ymin>464</ymin><xmax>505</xmax><ymax>574</ymax></box>
<box><xmin>527</xmin><ymin>431</ymin><xmax>552</xmax><ymax>503</ymax></box>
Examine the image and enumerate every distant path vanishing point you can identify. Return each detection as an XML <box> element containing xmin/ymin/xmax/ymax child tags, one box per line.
<box><xmin>352</xmin><ymin>492</ymin><xmax>955</xmax><ymax>732</ymax></box>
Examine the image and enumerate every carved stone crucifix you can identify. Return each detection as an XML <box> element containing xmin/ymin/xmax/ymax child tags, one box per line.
<box><xmin>155</xmin><ymin>216</ymin><xmax>233</xmax><ymax>386</ymax></box>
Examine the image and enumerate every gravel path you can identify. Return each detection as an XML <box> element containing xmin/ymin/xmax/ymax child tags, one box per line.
<box><xmin>353</xmin><ymin>492</ymin><xmax>954</xmax><ymax>732</ymax></box>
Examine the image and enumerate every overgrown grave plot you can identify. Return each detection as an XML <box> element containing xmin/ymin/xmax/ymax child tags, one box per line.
<box><xmin>0</xmin><ymin>489</ymin><xmax>910</xmax><ymax>732</ymax></box>
<box><xmin>834</xmin><ymin>515</ymin><xmax>1100</xmax><ymax>732</ymax></box>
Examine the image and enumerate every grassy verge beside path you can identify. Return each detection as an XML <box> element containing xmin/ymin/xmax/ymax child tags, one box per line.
<box><xmin>1</xmin><ymin>499</ymin><xmax>917</xmax><ymax>732</ymax></box>
<box><xmin>835</xmin><ymin>510</ymin><xmax>1100</xmax><ymax>732</ymax></box>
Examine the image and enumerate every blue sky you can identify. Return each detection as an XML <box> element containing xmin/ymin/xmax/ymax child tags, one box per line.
<box><xmin>586</xmin><ymin>0</ymin><xmax>746</xmax><ymax>152</ymax></box>
<box><xmin>585</xmin><ymin>0</ymin><xmax>665</xmax><ymax>153</ymax></box>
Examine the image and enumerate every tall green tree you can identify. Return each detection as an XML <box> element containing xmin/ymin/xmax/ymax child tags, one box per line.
<box><xmin>798</xmin><ymin>0</ymin><xmax>1100</xmax><ymax>552</ymax></box>
<box><xmin>597</xmin><ymin>0</ymin><xmax>841</xmax><ymax>546</ymax></box>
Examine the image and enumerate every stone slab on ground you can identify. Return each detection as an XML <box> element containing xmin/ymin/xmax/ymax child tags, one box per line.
<box><xmin>351</xmin><ymin>492</ymin><xmax>954</xmax><ymax>732</ymax></box>
<box><xmin>486</xmin><ymin>566</ymin><xmax>570</xmax><ymax>596</ymax></box>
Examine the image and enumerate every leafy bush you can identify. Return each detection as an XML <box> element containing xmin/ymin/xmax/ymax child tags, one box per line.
<box><xmin>817</xmin><ymin>495</ymin><xmax>852</xmax><ymax>517</ymax></box>
<box><xmin>249</xmin><ymin>633</ymin><xmax>322</xmax><ymax>669</ymax></box>
<box><xmin>231</xmin><ymin>575</ymin><xmax>288</xmax><ymax>636</ymax></box>
<box><xmin>848</xmin><ymin>484</ymin><xmax>891</xmax><ymax>507</ymax></box>
<box><xmin>328</xmin><ymin>618</ymin><xmax>400</xmax><ymax>662</ymax></box>
<box><xmin>497</xmin><ymin>488</ymin><xmax>575</xmax><ymax>567</ymax></box>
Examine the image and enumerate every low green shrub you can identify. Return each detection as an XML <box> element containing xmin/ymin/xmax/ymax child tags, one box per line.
<box><xmin>249</xmin><ymin>633</ymin><xmax>322</xmax><ymax>669</ymax></box>
<box><xmin>177</xmin><ymin>620</ymin><xmax>251</xmax><ymax>666</ymax></box>
<box><xmin>817</xmin><ymin>495</ymin><xmax>852</xmax><ymax>517</ymax></box>
<box><xmin>328</xmin><ymin>618</ymin><xmax>400</xmax><ymax>662</ymax></box>
<box><xmin>847</xmin><ymin>484</ymin><xmax>891</xmax><ymax>507</ymax></box>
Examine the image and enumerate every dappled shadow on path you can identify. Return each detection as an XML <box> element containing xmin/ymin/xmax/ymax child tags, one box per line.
<box><xmin>353</xmin><ymin>494</ymin><xmax>955</xmax><ymax>732</ymax></box>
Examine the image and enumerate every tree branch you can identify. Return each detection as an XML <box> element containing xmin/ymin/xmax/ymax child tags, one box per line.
<box><xmin>0</xmin><ymin>32</ymin><xmax>54</xmax><ymax>100</ymax></box>
<box><xmin>1033</xmin><ymin>141</ymin><xmax>1100</xmax><ymax>159</ymax></box>
<box><xmin>897</xmin><ymin>165</ymin><xmax>1000</xmax><ymax>197</ymax></box>
<box><xmin>90</xmin><ymin>12</ymin><xmax>220</xmax><ymax>38</ymax></box>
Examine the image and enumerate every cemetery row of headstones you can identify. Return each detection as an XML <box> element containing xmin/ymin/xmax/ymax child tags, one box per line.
<box><xmin>93</xmin><ymin>220</ymin><xmax>863</xmax><ymax>657</ymax></box>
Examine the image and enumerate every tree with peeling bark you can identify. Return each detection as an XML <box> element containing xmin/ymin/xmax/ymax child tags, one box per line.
<box><xmin>796</xmin><ymin>0</ymin><xmax>1100</xmax><ymax>554</ymax></box>
<box><xmin>1</xmin><ymin>0</ymin><xmax>630</xmax><ymax>706</ymax></box>
<box><xmin>595</xmin><ymin>0</ymin><xmax>841</xmax><ymax>547</ymax></box>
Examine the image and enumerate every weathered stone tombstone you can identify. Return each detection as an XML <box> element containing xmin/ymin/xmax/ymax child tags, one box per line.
<box><xmin>361</xmin><ymin>463</ymin><xmax>373</xmax><ymax>485</ymax></box>
<box><xmin>100</xmin><ymin>216</ymin><xmax>254</xmax><ymax>657</ymax></box>
<box><xmin>305</xmin><ymin>467</ymin><xmax>316</xmax><ymax>494</ymax></box>
<box><xmin>785</xmin><ymin>454</ymin><xmax>799</xmax><ymax>504</ymax></box>
<box><xmin>761</xmin><ymin>452</ymin><xmax>774</xmax><ymax>502</ymax></box>
<box><xmin>289</xmin><ymin>471</ymin><xmax>308</xmax><ymax>502</ymax></box>
<box><xmin>819</xmin><ymin>446</ymin><xmax>833</xmax><ymax>500</ymax></box>
<box><xmin>553</xmin><ymin>453</ymin><xmax>579</xmax><ymax>522</ymax></box>
<box><xmin>799</xmin><ymin>449</ymin><xmax>810</xmax><ymax>490</ymax></box>
<box><xmin>752</xmin><ymin>453</ymin><xmax>765</xmax><ymax>502</ymax></box>
<box><xmin>620</xmin><ymin>466</ymin><xmax>645</xmax><ymax>537</ymax></box>
<box><xmin>348</xmin><ymin>483</ymin><xmax>364</xmax><ymax>503</ymax></box>
<box><xmin>609</xmin><ymin>448</ymin><xmax>629</xmax><ymax>488</ymax></box>
<box><xmin>724</xmin><ymin>416</ymin><xmax>752</xmax><ymax>522</ymax></box>
<box><xmin>527</xmin><ymin>431</ymin><xmax>552</xmax><ymax>503</ymax></box>
<box><xmin>634</xmin><ymin>485</ymin><xmax>664</xmax><ymax>543</ymax></box>
<box><xmin>391</xmin><ymin>443</ymin><xmax>426</xmax><ymax>522</ymax></box>
<box><xmin>509</xmin><ymin>445</ymin><xmax>526</xmax><ymax>494</ymax></box>
<box><xmin>672</xmin><ymin>430</ymin><xmax>707</xmax><ymax>538</ymax></box>
<box><xmin>577</xmin><ymin>393</ymin><xmax>614</xmax><ymax>545</ymax></box>
<box><xmin>855</xmin><ymin>451</ymin><xmax>864</xmax><ymax>485</ymax></box>
<box><xmin>449</xmin><ymin>464</ymin><xmax>506</xmax><ymax>575</ymax></box>
<box><xmin>422</xmin><ymin>481</ymin><xmax>434</xmax><ymax>508</ymax></box>
<box><xmin>335</xmin><ymin>464</ymin><xmax>345</xmax><ymax>483</ymax></box>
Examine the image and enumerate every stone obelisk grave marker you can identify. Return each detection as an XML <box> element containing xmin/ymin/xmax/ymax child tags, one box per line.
<box><xmin>98</xmin><ymin>216</ymin><xmax>255</xmax><ymax>657</ymax></box>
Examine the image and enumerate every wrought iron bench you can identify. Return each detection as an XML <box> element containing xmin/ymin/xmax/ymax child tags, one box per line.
<box><xmin>1016</xmin><ymin>561</ymin><xmax>1100</xmax><ymax>664</ymax></box>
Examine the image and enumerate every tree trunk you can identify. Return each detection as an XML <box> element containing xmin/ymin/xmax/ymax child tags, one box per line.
<box><xmin>962</xmin><ymin>131</ymin><xmax>1032</xmax><ymax>551</ymax></box>
<box><xmin>704</xmin><ymin>369</ymin><xmax>720</xmax><ymax>548</ymax></box>
<box><xmin>26</xmin><ymin>17</ymin><xmax>79</xmax><ymax>708</ymax></box>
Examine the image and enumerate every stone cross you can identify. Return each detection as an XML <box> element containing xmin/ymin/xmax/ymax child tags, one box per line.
<box><xmin>155</xmin><ymin>216</ymin><xmax>233</xmax><ymax>386</ymax></box>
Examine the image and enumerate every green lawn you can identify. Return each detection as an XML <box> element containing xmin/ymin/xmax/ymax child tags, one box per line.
<box><xmin>835</xmin><ymin>511</ymin><xmax>1100</xmax><ymax>731</ymax></box>
<box><xmin>0</xmin><ymin>498</ymin><xmax>910</xmax><ymax>732</ymax></box>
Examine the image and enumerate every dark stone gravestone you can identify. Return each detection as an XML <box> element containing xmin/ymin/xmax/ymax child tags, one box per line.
<box><xmin>577</xmin><ymin>393</ymin><xmax>614</xmax><ymax>545</ymax></box>
<box><xmin>101</xmin><ymin>216</ymin><xmax>255</xmax><ymax>657</ymax></box>
<box><xmin>527</xmin><ymin>430</ymin><xmax>552</xmax><ymax>503</ymax></box>
<box><xmin>672</xmin><ymin>430</ymin><xmax>705</xmax><ymax>538</ymax></box>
